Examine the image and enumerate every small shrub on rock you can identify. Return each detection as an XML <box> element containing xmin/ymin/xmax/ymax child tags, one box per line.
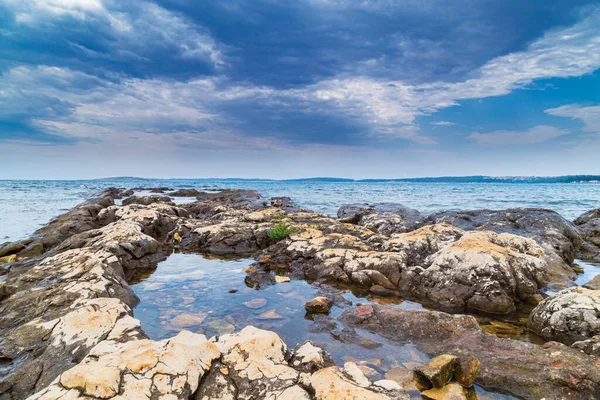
<box><xmin>267</xmin><ymin>221</ymin><xmax>299</xmax><ymax>241</ymax></box>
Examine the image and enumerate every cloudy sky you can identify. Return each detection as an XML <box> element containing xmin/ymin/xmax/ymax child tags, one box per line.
<box><xmin>1</xmin><ymin>0</ymin><xmax>599</xmax><ymax>179</ymax></box>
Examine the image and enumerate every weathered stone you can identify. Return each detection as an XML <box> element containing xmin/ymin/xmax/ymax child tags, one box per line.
<box><xmin>528</xmin><ymin>287</ymin><xmax>600</xmax><ymax>345</ymax></box>
<box><xmin>305</xmin><ymin>296</ymin><xmax>333</xmax><ymax>313</ymax></box>
<box><xmin>310</xmin><ymin>366</ymin><xmax>409</xmax><ymax>400</ymax></box>
<box><xmin>168</xmin><ymin>188</ymin><xmax>202</xmax><ymax>197</ymax></box>
<box><xmin>342</xmin><ymin>305</ymin><xmax>600</xmax><ymax>399</ymax></box>
<box><xmin>337</xmin><ymin>203</ymin><xmax>422</xmax><ymax>235</ymax></box>
<box><xmin>399</xmin><ymin>230</ymin><xmax>548</xmax><ymax>313</ymax></box>
<box><xmin>32</xmin><ymin>330</ymin><xmax>220</xmax><ymax>400</ymax></box>
<box><xmin>420</xmin><ymin>208</ymin><xmax>583</xmax><ymax>287</ymax></box>
<box><xmin>421</xmin><ymin>382</ymin><xmax>475</xmax><ymax>400</ymax></box>
<box><xmin>413</xmin><ymin>355</ymin><xmax>457</xmax><ymax>390</ymax></box>
<box><xmin>291</xmin><ymin>341</ymin><xmax>334</xmax><ymax>373</ymax></box>
<box><xmin>583</xmin><ymin>274</ymin><xmax>600</xmax><ymax>290</ymax></box>
<box><xmin>574</xmin><ymin>209</ymin><xmax>600</xmax><ymax>258</ymax></box>
<box><xmin>344</xmin><ymin>361</ymin><xmax>370</xmax><ymax>387</ymax></box>
<box><xmin>572</xmin><ymin>335</ymin><xmax>600</xmax><ymax>357</ymax></box>
<box><xmin>454</xmin><ymin>357</ymin><xmax>480</xmax><ymax>387</ymax></box>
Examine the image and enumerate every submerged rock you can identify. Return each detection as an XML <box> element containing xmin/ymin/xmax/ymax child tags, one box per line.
<box><xmin>171</xmin><ymin>312</ymin><xmax>207</xmax><ymax>328</ymax></box>
<box><xmin>528</xmin><ymin>287</ymin><xmax>600</xmax><ymax>345</ymax></box>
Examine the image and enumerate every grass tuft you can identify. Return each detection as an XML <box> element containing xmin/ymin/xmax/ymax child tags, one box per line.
<box><xmin>267</xmin><ymin>220</ymin><xmax>299</xmax><ymax>241</ymax></box>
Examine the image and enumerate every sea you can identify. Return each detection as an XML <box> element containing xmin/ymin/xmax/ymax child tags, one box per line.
<box><xmin>1</xmin><ymin>178</ymin><xmax>599</xmax><ymax>243</ymax></box>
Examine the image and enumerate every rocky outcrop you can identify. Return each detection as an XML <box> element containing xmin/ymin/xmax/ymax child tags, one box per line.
<box><xmin>30</xmin><ymin>330</ymin><xmax>219</xmax><ymax>400</ymax></box>
<box><xmin>1</xmin><ymin>188</ymin><xmax>415</xmax><ymax>400</ymax></box>
<box><xmin>398</xmin><ymin>230</ymin><xmax>548</xmax><ymax>313</ymax></box>
<box><xmin>342</xmin><ymin>304</ymin><xmax>600</xmax><ymax>399</ymax></box>
<box><xmin>122</xmin><ymin>194</ymin><xmax>173</xmax><ymax>206</ymax></box>
<box><xmin>260</xmin><ymin>224</ymin><xmax>548</xmax><ymax>313</ymax></box>
<box><xmin>0</xmin><ymin>188</ymin><xmax>121</xmax><ymax>262</ymax></box>
<box><xmin>528</xmin><ymin>287</ymin><xmax>600</xmax><ymax>346</ymax></box>
<box><xmin>30</xmin><ymin>325</ymin><xmax>408</xmax><ymax>400</ymax></box>
<box><xmin>4</xmin><ymin>187</ymin><xmax>600</xmax><ymax>400</ymax></box>
<box><xmin>420</xmin><ymin>208</ymin><xmax>584</xmax><ymax>288</ymax></box>
<box><xmin>168</xmin><ymin>188</ymin><xmax>202</xmax><ymax>197</ymax></box>
<box><xmin>574</xmin><ymin>209</ymin><xmax>600</xmax><ymax>260</ymax></box>
<box><xmin>338</xmin><ymin>203</ymin><xmax>422</xmax><ymax>235</ymax></box>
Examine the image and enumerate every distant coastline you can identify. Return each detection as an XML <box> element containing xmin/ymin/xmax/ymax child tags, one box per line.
<box><xmin>96</xmin><ymin>175</ymin><xmax>600</xmax><ymax>184</ymax></box>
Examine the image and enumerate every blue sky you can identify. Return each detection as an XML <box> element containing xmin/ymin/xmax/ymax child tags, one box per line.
<box><xmin>0</xmin><ymin>0</ymin><xmax>599</xmax><ymax>179</ymax></box>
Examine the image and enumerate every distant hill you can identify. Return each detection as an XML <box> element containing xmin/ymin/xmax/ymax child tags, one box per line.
<box><xmin>97</xmin><ymin>175</ymin><xmax>600</xmax><ymax>184</ymax></box>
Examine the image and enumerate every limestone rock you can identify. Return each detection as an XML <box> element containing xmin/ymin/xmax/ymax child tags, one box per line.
<box><xmin>290</xmin><ymin>341</ymin><xmax>334</xmax><ymax>373</ymax></box>
<box><xmin>337</xmin><ymin>203</ymin><xmax>422</xmax><ymax>235</ymax></box>
<box><xmin>31</xmin><ymin>330</ymin><xmax>220</xmax><ymax>400</ymax></box>
<box><xmin>400</xmin><ymin>230</ymin><xmax>548</xmax><ymax>313</ymax></box>
<box><xmin>528</xmin><ymin>287</ymin><xmax>600</xmax><ymax>345</ymax></box>
<box><xmin>310</xmin><ymin>366</ymin><xmax>409</xmax><ymax>400</ymax></box>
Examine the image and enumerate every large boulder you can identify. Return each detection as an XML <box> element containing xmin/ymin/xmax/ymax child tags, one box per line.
<box><xmin>338</xmin><ymin>203</ymin><xmax>422</xmax><ymax>235</ymax></box>
<box><xmin>399</xmin><ymin>230</ymin><xmax>548</xmax><ymax>313</ymax></box>
<box><xmin>420</xmin><ymin>208</ymin><xmax>584</xmax><ymax>287</ymax></box>
<box><xmin>574</xmin><ymin>209</ymin><xmax>600</xmax><ymax>260</ymax></box>
<box><xmin>342</xmin><ymin>305</ymin><xmax>600</xmax><ymax>399</ymax></box>
<box><xmin>528</xmin><ymin>287</ymin><xmax>600</xmax><ymax>345</ymax></box>
<box><xmin>260</xmin><ymin>223</ymin><xmax>548</xmax><ymax>314</ymax></box>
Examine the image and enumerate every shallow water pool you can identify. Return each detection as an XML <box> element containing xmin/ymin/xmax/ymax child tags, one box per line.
<box><xmin>129</xmin><ymin>252</ymin><xmax>516</xmax><ymax>399</ymax></box>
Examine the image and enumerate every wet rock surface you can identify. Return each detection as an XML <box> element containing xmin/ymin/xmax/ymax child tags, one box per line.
<box><xmin>2</xmin><ymin>187</ymin><xmax>600</xmax><ymax>399</ymax></box>
<box><xmin>341</xmin><ymin>304</ymin><xmax>600</xmax><ymax>399</ymax></box>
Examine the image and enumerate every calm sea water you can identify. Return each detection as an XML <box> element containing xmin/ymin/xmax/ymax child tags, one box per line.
<box><xmin>1</xmin><ymin>179</ymin><xmax>599</xmax><ymax>242</ymax></box>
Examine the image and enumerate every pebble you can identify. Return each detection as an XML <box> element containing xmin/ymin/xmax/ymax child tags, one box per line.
<box><xmin>243</xmin><ymin>298</ymin><xmax>267</xmax><ymax>309</ymax></box>
<box><xmin>257</xmin><ymin>309</ymin><xmax>284</xmax><ymax>320</ymax></box>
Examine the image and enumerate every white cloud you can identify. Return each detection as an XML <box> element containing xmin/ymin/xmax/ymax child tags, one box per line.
<box><xmin>3</xmin><ymin>0</ymin><xmax>225</xmax><ymax>67</ymax></box>
<box><xmin>467</xmin><ymin>125</ymin><xmax>569</xmax><ymax>145</ymax></box>
<box><xmin>431</xmin><ymin>121</ymin><xmax>454</xmax><ymax>126</ymax></box>
<box><xmin>283</xmin><ymin>7</ymin><xmax>600</xmax><ymax>140</ymax></box>
<box><xmin>545</xmin><ymin>104</ymin><xmax>600</xmax><ymax>134</ymax></box>
<box><xmin>2</xmin><ymin>7</ymin><xmax>600</xmax><ymax>148</ymax></box>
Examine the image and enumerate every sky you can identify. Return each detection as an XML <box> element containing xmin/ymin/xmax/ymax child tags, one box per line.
<box><xmin>1</xmin><ymin>0</ymin><xmax>600</xmax><ymax>179</ymax></box>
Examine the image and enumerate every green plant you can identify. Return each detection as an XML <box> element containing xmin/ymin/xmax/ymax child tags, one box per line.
<box><xmin>267</xmin><ymin>220</ymin><xmax>299</xmax><ymax>241</ymax></box>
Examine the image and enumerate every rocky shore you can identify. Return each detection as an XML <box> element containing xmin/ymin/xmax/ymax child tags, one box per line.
<box><xmin>0</xmin><ymin>188</ymin><xmax>599</xmax><ymax>399</ymax></box>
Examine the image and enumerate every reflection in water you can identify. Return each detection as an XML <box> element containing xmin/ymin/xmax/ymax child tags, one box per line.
<box><xmin>130</xmin><ymin>252</ymin><xmax>518</xmax><ymax>399</ymax></box>
<box><xmin>574</xmin><ymin>259</ymin><xmax>600</xmax><ymax>287</ymax></box>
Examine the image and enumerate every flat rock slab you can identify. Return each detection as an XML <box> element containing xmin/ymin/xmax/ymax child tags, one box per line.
<box><xmin>341</xmin><ymin>304</ymin><xmax>600</xmax><ymax>399</ymax></box>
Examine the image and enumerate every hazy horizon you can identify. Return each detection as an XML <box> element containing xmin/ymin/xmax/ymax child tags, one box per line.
<box><xmin>1</xmin><ymin>1</ymin><xmax>600</xmax><ymax>178</ymax></box>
